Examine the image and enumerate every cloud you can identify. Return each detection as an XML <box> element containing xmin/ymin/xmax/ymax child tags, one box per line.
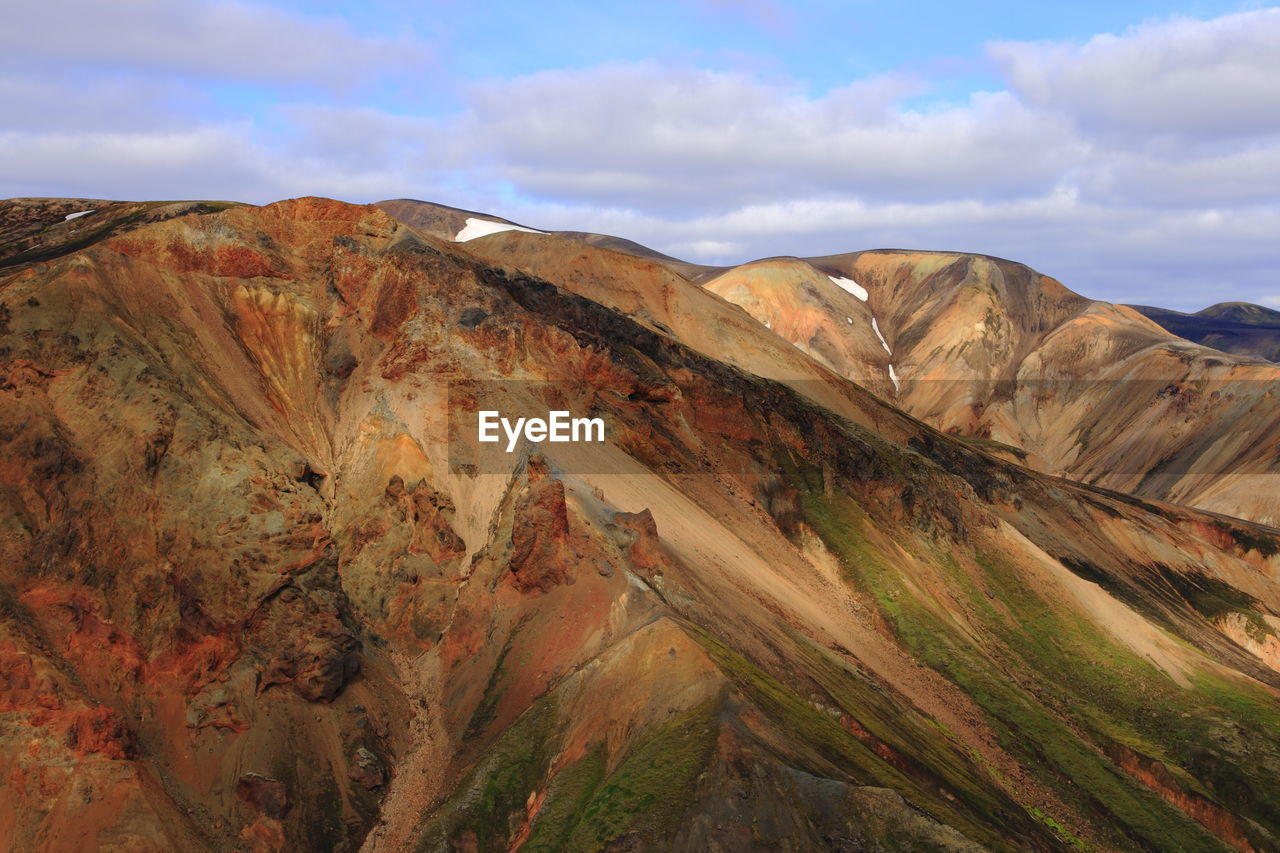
<box><xmin>1078</xmin><ymin>146</ymin><xmax>1280</xmax><ymax>207</ymax></box>
<box><xmin>458</xmin><ymin>64</ymin><xmax>1080</xmax><ymax>213</ymax></box>
<box><xmin>1</xmin><ymin>0</ymin><xmax>429</xmax><ymax>87</ymax></box>
<box><xmin>449</xmin><ymin>9</ymin><xmax>1280</xmax><ymax>217</ymax></box>
<box><xmin>0</xmin><ymin>1</ymin><xmax>440</xmax><ymax>201</ymax></box>
<box><xmin>0</xmin><ymin>127</ymin><xmax>269</xmax><ymax>201</ymax></box>
<box><xmin>990</xmin><ymin>9</ymin><xmax>1280</xmax><ymax>139</ymax></box>
<box><xmin>0</xmin><ymin>74</ymin><xmax>200</xmax><ymax>132</ymax></box>
<box><xmin>0</xmin><ymin>122</ymin><xmax>444</xmax><ymax>204</ymax></box>
<box><xmin>277</xmin><ymin>104</ymin><xmax>444</xmax><ymax>167</ymax></box>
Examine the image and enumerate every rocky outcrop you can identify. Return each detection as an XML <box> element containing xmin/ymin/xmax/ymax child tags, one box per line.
<box><xmin>608</xmin><ymin>508</ymin><xmax>668</xmax><ymax>580</ymax></box>
<box><xmin>236</xmin><ymin>773</ymin><xmax>290</xmax><ymax>819</ymax></box>
<box><xmin>1105</xmin><ymin>742</ymin><xmax>1258</xmax><ymax>852</ymax></box>
<box><xmin>348</xmin><ymin>747</ymin><xmax>388</xmax><ymax>789</ymax></box>
<box><xmin>507</xmin><ymin>457</ymin><xmax>575</xmax><ymax>593</ymax></box>
<box><xmin>385</xmin><ymin>475</ymin><xmax>467</xmax><ymax>565</ymax></box>
<box><xmin>249</xmin><ymin>580</ymin><xmax>361</xmax><ymax>703</ymax></box>
<box><xmin>1217</xmin><ymin>612</ymin><xmax>1280</xmax><ymax>673</ymax></box>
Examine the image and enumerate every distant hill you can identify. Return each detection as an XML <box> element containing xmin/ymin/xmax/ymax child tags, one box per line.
<box><xmin>1129</xmin><ymin>301</ymin><xmax>1280</xmax><ymax>362</ymax></box>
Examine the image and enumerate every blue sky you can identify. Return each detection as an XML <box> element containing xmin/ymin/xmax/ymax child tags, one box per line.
<box><xmin>4</xmin><ymin>0</ymin><xmax>1280</xmax><ymax>309</ymax></box>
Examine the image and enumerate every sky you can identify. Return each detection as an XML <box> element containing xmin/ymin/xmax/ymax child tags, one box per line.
<box><xmin>4</xmin><ymin>1</ymin><xmax>1280</xmax><ymax>310</ymax></box>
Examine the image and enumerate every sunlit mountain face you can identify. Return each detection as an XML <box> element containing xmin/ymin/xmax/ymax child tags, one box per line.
<box><xmin>2</xmin><ymin>196</ymin><xmax>1279</xmax><ymax>853</ymax></box>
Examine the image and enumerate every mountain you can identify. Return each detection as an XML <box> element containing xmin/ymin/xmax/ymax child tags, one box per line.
<box><xmin>376</xmin><ymin>198</ymin><xmax>722</xmax><ymax>283</ymax></box>
<box><xmin>1130</xmin><ymin>303</ymin><xmax>1280</xmax><ymax>363</ymax></box>
<box><xmin>689</xmin><ymin>250</ymin><xmax>1280</xmax><ymax>527</ymax></box>
<box><xmin>379</xmin><ymin>201</ymin><xmax>1280</xmax><ymax>525</ymax></box>
<box><xmin>2</xmin><ymin>196</ymin><xmax>1280</xmax><ymax>853</ymax></box>
<box><xmin>1199</xmin><ymin>303</ymin><xmax>1280</xmax><ymax>325</ymax></box>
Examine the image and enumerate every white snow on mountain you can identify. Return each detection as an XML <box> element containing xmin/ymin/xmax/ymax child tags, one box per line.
<box><xmin>869</xmin><ymin>317</ymin><xmax>899</xmax><ymax>392</ymax></box>
<box><xmin>828</xmin><ymin>275</ymin><xmax>867</xmax><ymax>301</ymax></box>
<box><xmin>871</xmin><ymin>317</ymin><xmax>892</xmax><ymax>355</ymax></box>
<box><xmin>455</xmin><ymin>217</ymin><xmax>544</xmax><ymax>242</ymax></box>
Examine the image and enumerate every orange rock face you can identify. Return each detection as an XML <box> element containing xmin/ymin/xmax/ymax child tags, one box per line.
<box><xmin>507</xmin><ymin>457</ymin><xmax>574</xmax><ymax>593</ymax></box>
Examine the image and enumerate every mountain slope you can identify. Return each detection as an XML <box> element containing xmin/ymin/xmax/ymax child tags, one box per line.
<box><xmin>695</xmin><ymin>250</ymin><xmax>1280</xmax><ymax>526</ymax></box>
<box><xmin>2</xmin><ymin>197</ymin><xmax>1280</xmax><ymax>852</ymax></box>
<box><xmin>377</xmin><ymin>202</ymin><xmax>1280</xmax><ymax>525</ymax></box>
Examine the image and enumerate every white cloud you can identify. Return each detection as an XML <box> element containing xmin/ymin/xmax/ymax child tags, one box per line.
<box><xmin>0</xmin><ymin>127</ymin><xmax>270</xmax><ymax>201</ymax></box>
<box><xmin>990</xmin><ymin>9</ymin><xmax>1280</xmax><ymax>138</ymax></box>
<box><xmin>1077</xmin><ymin>145</ymin><xmax>1280</xmax><ymax>207</ymax></box>
<box><xmin>0</xmin><ymin>74</ymin><xmax>203</xmax><ymax>132</ymax></box>
<box><xmin>0</xmin><ymin>124</ymin><xmax>440</xmax><ymax>204</ymax></box>
<box><xmin>1</xmin><ymin>0</ymin><xmax>429</xmax><ymax>87</ymax></box>
<box><xmin>458</xmin><ymin>64</ymin><xmax>1080</xmax><ymax>211</ymax></box>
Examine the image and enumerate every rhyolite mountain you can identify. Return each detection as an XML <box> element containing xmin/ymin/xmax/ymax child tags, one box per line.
<box><xmin>2</xmin><ymin>196</ymin><xmax>1280</xmax><ymax>853</ymax></box>
<box><xmin>383</xmin><ymin>200</ymin><xmax>1280</xmax><ymax>527</ymax></box>
<box><xmin>697</xmin><ymin>253</ymin><xmax>1280</xmax><ymax>526</ymax></box>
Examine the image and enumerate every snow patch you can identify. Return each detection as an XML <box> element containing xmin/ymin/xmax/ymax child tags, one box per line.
<box><xmin>888</xmin><ymin>364</ymin><xmax>900</xmax><ymax>392</ymax></box>
<box><xmin>828</xmin><ymin>275</ymin><xmax>867</xmax><ymax>302</ymax></box>
<box><xmin>64</xmin><ymin>210</ymin><xmax>94</xmax><ymax>221</ymax></box>
<box><xmin>846</xmin><ymin>317</ymin><xmax>853</xmax><ymax>324</ymax></box>
<box><xmin>454</xmin><ymin>217</ymin><xmax>544</xmax><ymax>242</ymax></box>
<box><xmin>871</xmin><ymin>317</ymin><xmax>892</xmax><ymax>355</ymax></box>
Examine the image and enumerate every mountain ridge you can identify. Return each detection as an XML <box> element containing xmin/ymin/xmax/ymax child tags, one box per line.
<box><xmin>1129</xmin><ymin>302</ymin><xmax>1280</xmax><ymax>363</ymax></box>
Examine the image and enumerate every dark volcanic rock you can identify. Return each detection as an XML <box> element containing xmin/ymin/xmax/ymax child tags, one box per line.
<box><xmin>237</xmin><ymin>773</ymin><xmax>290</xmax><ymax>819</ymax></box>
<box><xmin>348</xmin><ymin>747</ymin><xmax>388</xmax><ymax>789</ymax></box>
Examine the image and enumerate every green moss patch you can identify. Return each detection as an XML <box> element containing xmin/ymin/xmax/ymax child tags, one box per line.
<box><xmin>529</xmin><ymin>700</ymin><xmax>719</xmax><ymax>851</ymax></box>
<box><xmin>417</xmin><ymin>697</ymin><xmax>558</xmax><ymax>852</ymax></box>
<box><xmin>463</xmin><ymin>633</ymin><xmax>515</xmax><ymax>742</ymax></box>
<box><xmin>794</xmin><ymin>477</ymin><xmax>1263</xmax><ymax>852</ymax></box>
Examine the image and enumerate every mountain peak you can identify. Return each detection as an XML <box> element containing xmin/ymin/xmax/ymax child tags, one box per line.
<box><xmin>1197</xmin><ymin>301</ymin><xmax>1280</xmax><ymax>325</ymax></box>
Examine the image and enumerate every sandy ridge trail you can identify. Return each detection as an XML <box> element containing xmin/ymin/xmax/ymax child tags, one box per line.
<box><xmin>360</xmin><ymin>648</ymin><xmax>449</xmax><ymax>853</ymax></box>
